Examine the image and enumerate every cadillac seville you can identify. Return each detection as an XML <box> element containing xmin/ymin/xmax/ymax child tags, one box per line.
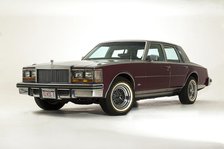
<box><xmin>16</xmin><ymin>40</ymin><xmax>212</xmax><ymax>115</ymax></box>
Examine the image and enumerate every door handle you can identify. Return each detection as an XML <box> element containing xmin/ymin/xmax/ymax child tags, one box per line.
<box><xmin>183</xmin><ymin>66</ymin><xmax>189</xmax><ymax>69</ymax></box>
<box><xmin>164</xmin><ymin>66</ymin><xmax>171</xmax><ymax>71</ymax></box>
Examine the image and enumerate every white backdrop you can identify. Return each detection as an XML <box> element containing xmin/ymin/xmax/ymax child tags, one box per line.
<box><xmin>0</xmin><ymin>0</ymin><xmax>224</xmax><ymax>148</ymax></box>
<box><xmin>0</xmin><ymin>0</ymin><xmax>223</xmax><ymax>98</ymax></box>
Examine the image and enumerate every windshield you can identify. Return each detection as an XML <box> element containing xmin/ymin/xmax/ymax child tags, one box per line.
<box><xmin>84</xmin><ymin>42</ymin><xmax>146</xmax><ymax>60</ymax></box>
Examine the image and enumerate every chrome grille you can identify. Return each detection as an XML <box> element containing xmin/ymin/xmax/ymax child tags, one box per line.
<box><xmin>37</xmin><ymin>69</ymin><xmax>69</xmax><ymax>83</ymax></box>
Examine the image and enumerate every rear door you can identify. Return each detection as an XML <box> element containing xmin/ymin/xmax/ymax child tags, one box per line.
<box><xmin>163</xmin><ymin>44</ymin><xmax>189</xmax><ymax>89</ymax></box>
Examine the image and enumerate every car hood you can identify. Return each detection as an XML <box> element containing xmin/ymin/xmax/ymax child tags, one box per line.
<box><xmin>27</xmin><ymin>59</ymin><xmax>141</xmax><ymax>69</ymax></box>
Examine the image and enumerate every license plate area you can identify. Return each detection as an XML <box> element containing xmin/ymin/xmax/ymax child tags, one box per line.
<box><xmin>42</xmin><ymin>88</ymin><xmax>56</xmax><ymax>99</ymax></box>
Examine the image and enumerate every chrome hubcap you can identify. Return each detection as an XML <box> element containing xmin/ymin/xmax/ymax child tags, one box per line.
<box><xmin>188</xmin><ymin>80</ymin><xmax>197</xmax><ymax>102</ymax></box>
<box><xmin>111</xmin><ymin>83</ymin><xmax>133</xmax><ymax>111</ymax></box>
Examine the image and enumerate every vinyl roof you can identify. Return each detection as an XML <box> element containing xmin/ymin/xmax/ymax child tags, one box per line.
<box><xmin>100</xmin><ymin>40</ymin><xmax>180</xmax><ymax>47</ymax></box>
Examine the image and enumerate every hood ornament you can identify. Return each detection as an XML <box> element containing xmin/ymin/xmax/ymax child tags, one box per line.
<box><xmin>50</xmin><ymin>60</ymin><xmax>54</xmax><ymax>68</ymax></box>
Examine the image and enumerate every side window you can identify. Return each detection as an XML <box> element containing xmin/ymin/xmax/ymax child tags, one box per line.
<box><xmin>112</xmin><ymin>49</ymin><xmax>126</xmax><ymax>58</ymax></box>
<box><xmin>111</xmin><ymin>48</ymin><xmax>143</xmax><ymax>60</ymax></box>
<box><xmin>164</xmin><ymin>46</ymin><xmax>180</xmax><ymax>62</ymax></box>
<box><xmin>147</xmin><ymin>44</ymin><xmax>164</xmax><ymax>61</ymax></box>
<box><xmin>137</xmin><ymin>49</ymin><xmax>144</xmax><ymax>59</ymax></box>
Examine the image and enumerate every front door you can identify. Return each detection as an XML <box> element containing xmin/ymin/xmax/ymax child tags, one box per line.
<box><xmin>144</xmin><ymin>43</ymin><xmax>170</xmax><ymax>92</ymax></box>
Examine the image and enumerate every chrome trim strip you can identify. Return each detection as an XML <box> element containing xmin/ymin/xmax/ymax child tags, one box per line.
<box><xmin>35</xmin><ymin>69</ymin><xmax>37</xmax><ymax>82</ymax></box>
<box><xmin>135</xmin><ymin>75</ymin><xmax>170</xmax><ymax>78</ymax></box>
<box><xmin>72</xmin><ymin>89</ymin><xmax>103</xmax><ymax>98</ymax></box>
<box><xmin>135</xmin><ymin>87</ymin><xmax>181</xmax><ymax>95</ymax></box>
<box><xmin>135</xmin><ymin>74</ymin><xmax>184</xmax><ymax>79</ymax></box>
<box><xmin>17</xmin><ymin>82</ymin><xmax>103</xmax><ymax>89</ymax></box>
<box><xmin>171</xmin><ymin>75</ymin><xmax>186</xmax><ymax>77</ymax></box>
<box><xmin>142</xmin><ymin>41</ymin><xmax>149</xmax><ymax>60</ymax></box>
<box><xmin>135</xmin><ymin>91</ymin><xmax>175</xmax><ymax>99</ymax></box>
<box><xmin>35</xmin><ymin>66</ymin><xmax>70</xmax><ymax>70</ymax></box>
<box><xmin>135</xmin><ymin>87</ymin><xmax>181</xmax><ymax>99</ymax></box>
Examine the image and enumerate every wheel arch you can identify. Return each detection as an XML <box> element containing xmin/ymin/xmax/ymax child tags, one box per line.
<box><xmin>190</xmin><ymin>73</ymin><xmax>198</xmax><ymax>82</ymax></box>
<box><xmin>184</xmin><ymin>72</ymin><xmax>198</xmax><ymax>87</ymax></box>
<box><xmin>105</xmin><ymin>72</ymin><xmax>135</xmax><ymax>97</ymax></box>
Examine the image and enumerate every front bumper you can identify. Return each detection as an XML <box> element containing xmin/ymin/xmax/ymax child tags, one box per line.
<box><xmin>16</xmin><ymin>82</ymin><xmax>104</xmax><ymax>99</ymax></box>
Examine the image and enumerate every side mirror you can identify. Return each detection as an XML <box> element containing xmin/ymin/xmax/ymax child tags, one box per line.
<box><xmin>146</xmin><ymin>55</ymin><xmax>159</xmax><ymax>61</ymax></box>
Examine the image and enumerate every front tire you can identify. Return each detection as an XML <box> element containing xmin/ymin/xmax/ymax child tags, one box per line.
<box><xmin>34</xmin><ymin>97</ymin><xmax>65</xmax><ymax>110</ymax></box>
<box><xmin>100</xmin><ymin>77</ymin><xmax>134</xmax><ymax>115</ymax></box>
<box><xmin>179</xmin><ymin>77</ymin><xmax>198</xmax><ymax>104</ymax></box>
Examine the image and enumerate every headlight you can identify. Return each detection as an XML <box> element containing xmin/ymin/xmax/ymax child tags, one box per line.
<box><xmin>71</xmin><ymin>69</ymin><xmax>103</xmax><ymax>83</ymax></box>
<box><xmin>85</xmin><ymin>70</ymin><xmax>93</xmax><ymax>79</ymax></box>
<box><xmin>24</xmin><ymin>71</ymin><xmax>31</xmax><ymax>77</ymax></box>
<box><xmin>23</xmin><ymin>68</ymin><xmax>36</xmax><ymax>82</ymax></box>
<box><xmin>74</xmin><ymin>70</ymin><xmax>84</xmax><ymax>78</ymax></box>
<box><xmin>31</xmin><ymin>70</ymin><xmax>36</xmax><ymax>77</ymax></box>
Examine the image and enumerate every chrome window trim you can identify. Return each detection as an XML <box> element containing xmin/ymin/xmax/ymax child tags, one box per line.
<box><xmin>144</xmin><ymin>42</ymin><xmax>166</xmax><ymax>62</ymax></box>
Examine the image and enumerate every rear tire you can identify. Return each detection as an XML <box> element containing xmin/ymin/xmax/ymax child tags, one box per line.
<box><xmin>34</xmin><ymin>97</ymin><xmax>65</xmax><ymax>110</ymax></box>
<box><xmin>179</xmin><ymin>77</ymin><xmax>198</xmax><ymax>104</ymax></box>
<box><xmin>100</xmin><ymin>77</ymin><xmax>134</xmax><ymax>115</ymax></box>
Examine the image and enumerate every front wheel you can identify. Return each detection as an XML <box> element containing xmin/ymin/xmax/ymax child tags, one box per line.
<box><xmin>179</xmin><ymin>77</ymin><xmax>198</xmax><ymax>104</ymax></box>
<box><xmin>100</xmin><ymin>77</ymin><xmax>134</xmax><ymax>115</ymax></box>
<box><xmin>34</xmin><ymin>97</ymin><xmax>65</xmax><ymax>110</ymax></box>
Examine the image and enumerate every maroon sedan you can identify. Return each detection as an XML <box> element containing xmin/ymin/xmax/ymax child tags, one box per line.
<box><xmin>17</xmin><ymin>40</ymin><xmax>211</xmax><ymax>115</ymax></box>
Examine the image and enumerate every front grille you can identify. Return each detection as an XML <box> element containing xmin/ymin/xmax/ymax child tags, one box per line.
<box><xmin>37</xmin><ymin>69</ymin><xmax>69</xmax><ymax>83</ymax></box>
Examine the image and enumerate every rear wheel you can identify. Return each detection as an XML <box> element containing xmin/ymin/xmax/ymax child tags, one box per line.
<box><xmin>34</xmin><ymin>97</ymin><xmax>65</xmax><ymax>110</ymax></box>
<box><xmin>179</xmin><ymin>77</ymin><xmax>198</xmax><ymax>104</ymax></box>
<box><xmin>100</xmin><ymin>77</ymin><xmax>134</xmax><ymax>115</ymax></box>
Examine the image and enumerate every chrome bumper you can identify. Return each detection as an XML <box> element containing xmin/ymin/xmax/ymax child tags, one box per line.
<box><xmin>16</xmin><ymin>82</ymin><xmax>104</xmax><ymax>99</ymax></box>
<box><xmin>206</xmin><ymin>77</ymin><xmax>212</xmax><ymax>86</ymax></box>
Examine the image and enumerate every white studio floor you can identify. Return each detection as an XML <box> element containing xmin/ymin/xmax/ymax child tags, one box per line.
<box><xmin>0</xmin><ymin>89</ymin><xmax>224</xmax><ymax>149</ymax></box>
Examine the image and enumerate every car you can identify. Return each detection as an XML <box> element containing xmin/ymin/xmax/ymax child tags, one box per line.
<box><xmin>16</xmin><ymin>40</ymin><xmax>212</xmax><ymax>115</ymax></box>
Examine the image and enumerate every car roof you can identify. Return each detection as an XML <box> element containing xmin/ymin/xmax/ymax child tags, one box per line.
<box><xmin>99</xmin><ymin>40</ymin><xmax>180</xmax><ymax>47</ymax></box>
